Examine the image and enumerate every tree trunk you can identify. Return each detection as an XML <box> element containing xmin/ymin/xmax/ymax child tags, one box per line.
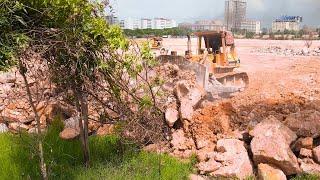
<box><xmin>19</xmin><ymin>60</ymin><xmax>48</xmax><ymax>180</ymax></box>
<box><xmin>74</xmin><ymin>90</ymin><xmax>90</xmax><ymax>168</ymax></box>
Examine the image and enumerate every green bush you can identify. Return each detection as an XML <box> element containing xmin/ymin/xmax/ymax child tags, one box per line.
<box><xmin>0</xmin><ymin>119</ymin><xmax>192</xmax><ymax>179</ymax></box>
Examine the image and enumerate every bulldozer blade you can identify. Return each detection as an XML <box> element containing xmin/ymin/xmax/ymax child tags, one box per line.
<box><xmin>215</xmin><ymin>72</ymin><xmax>249</xmax><ymax>89</ymax></box>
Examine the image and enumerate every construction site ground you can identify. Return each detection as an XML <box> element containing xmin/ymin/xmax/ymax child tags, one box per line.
<box><xmin>162</xmin><ymin>38</ymin><xmax>320</xmax><ymax>108</ymax></box>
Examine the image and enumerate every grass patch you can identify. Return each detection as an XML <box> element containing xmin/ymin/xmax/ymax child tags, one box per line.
<box><xmin>291</xmin><ymin>174</ymin><xmax>320</xmax><ymax>180</ymax></box>
<box><xmin>0</xmin><ymin>119</ymin><xmax>193</xmax><ymax>180</ymax></box>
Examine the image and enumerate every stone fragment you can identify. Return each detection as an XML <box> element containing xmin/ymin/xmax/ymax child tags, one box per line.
<box><xmin>9</xmin><ymin>122</ymin><xmax>29</xmax><ymax>131</ymax></box>
<box><xmin>313</xmin><ymin>145</ymin><xmax>320</xmax><ymax>163</ymax></box>
<box><xmin>298</xmin><ymin>158</ymin><xmax>320</xmax><ymax>174</ymax></box>
<box><xmin>299</xmin><ymin>148</ymin><xmax>313</xmax><ymax>158</ymax></box>
<box><xmin>59</xmin><ymin>128</ymin><xmax>79</xmax><ymax>140</ymax></box>
<box><xmin>284</xmin><ymin>110</ymin><xmax>320</xmax><ymax>137</ymax></box>
<box><xmin>0</xmin><ymin>73</ymin><xmax>16</xmax><ymax>84</ymax></box>
<box><xmin>292</xmin><ymin>137</ymin><xmax>313</xmax><ymax>152</ymax></box>
<box><xmin>258</xmin><ymin>163</ymin><xmax>287</xmax><ymax>180</ymax></box>
<box><xmin>189</xmin><ymin>174</ymin><xmax>206</xmax><ymax>180</ymax></box>
<box><xmin>0</xmin><ymin>123</ymin><xmax>8</xmax><ymax>133</ymax></box>
<box><xmin>197</xmin><ymin>158</ymin><xmax>221</xmax><ymax>175</ymax></box>
<box><xmin>96</xmin><ymin>124</ymin><xmax>114</xmax><ymax>136</ymax></box>
<box><xmin>64</xmin><ymin>117</ymin><xmax>79</xmax><ymax>130</ymax></box>
<box><xmin>165</xmin><ymin>108</ymin><xmax>179</xmax><ymax>127</ymax></box>
<box><xmin>210</xmin><ymin>139</ymin><xmax>253</xmax><ymax>179</ymax></box>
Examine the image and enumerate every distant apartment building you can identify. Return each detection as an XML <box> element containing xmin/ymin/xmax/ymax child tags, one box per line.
<box><xmin>141</xmin><ymin>18</ymin><xmax>153</xmax><ymax>29</ymax></box>
<box><xmin>272</xmin><ymin>15</ymin><xmax>303</xmax><ymax>32</ymax></box>
<box><xmin>224</xmin><ymin>0</ymin><xmax>247</xmax><ymax>31</ymax></box>
<box><xmin>120</xmin><ymin>18</ymin><xmax>141</xmax><ymax>29</ymax></box>
<box><xmin>153</xmin><ymin>18</ymin><xmax>177</xmax><ymax>29</ymax></box>
<box><xmin>105</xmin><ymin>15</ymin><xmax>119</xmax><ymax>25</ymax></box>
<box><xmin>120</xmin><ymin>18</ymin><xmax>176</xmax><ymax>30</ymax></box>
<box><xmin>179</xmin><ymin>20</ymin><xmax>224</xmax><ymax>31</ymax></box>
<box><xmin>240</xmin><ymin>20</ymin><xmax>261</xmax><ymax>34</ymax></box>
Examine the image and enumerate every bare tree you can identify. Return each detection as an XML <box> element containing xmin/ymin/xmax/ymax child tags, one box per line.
<box><xmin>18</xmin><ymin>52</ymin><xmax>48</xmax><ymax>180</ymax></box>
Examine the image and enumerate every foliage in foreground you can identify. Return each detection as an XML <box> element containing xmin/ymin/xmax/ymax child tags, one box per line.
<box><xmin>0</xmin><ymin>120</ymin><xmax>193</xmax><ymax>180</ymax></box>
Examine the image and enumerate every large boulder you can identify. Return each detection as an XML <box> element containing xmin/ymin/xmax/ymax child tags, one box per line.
<box><xmin>257</xmin><ymin>163</ymin><xmax>286</xmax><ymax>180</ymax></box>
<box><xmin>249</xmin><ymin>116</ymin><xmax>297</xmax><ymax>145</ymax></box>
<box><xmin>59</xmin><ymin>128</ymin><xmax>79</xmax><ymax>140</ymax></box>
<box><xmin>174</xmin><ymin>81</ymin><xmax>205</xmax><ymax>121</ymax></box>
<box><xmin>250</xmin><ymin>116</ymin><xmax>301</xmax><ymax>175</ymax></box>
<box><xmin>210</xmin><ymin>139</ymin><xmax>253</xmax><ymax>179</ymax></box>
<box><xmin>0</xmin><ymin>123</ymin><xmax>8</xmax><ymax>133</ymax></box>
<box><xmin>284</xmin><ymin>110</ymin><xmax>320</xmax><ymax>137</ymax></box>
<box><xmin>165</xmin><ymin>108</ymin><xmax>179</xmax><ymax>127</ymax></box>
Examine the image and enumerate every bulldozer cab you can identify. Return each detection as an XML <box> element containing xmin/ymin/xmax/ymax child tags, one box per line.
<box><xmin>151</xmin><ymin>37</ymin><xmax>163</xmax><ymax>49</ymax></box>
<box><xmin>193</xmin><ymin>31</ymin><xmax>239</xmax><ymax>67</ymax></box>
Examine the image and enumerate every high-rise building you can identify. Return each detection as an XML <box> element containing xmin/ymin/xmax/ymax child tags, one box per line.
<box><xmin>224</xmin><ymin>0</ymin><xmax>247</xmax><ymax>31</ymax></box>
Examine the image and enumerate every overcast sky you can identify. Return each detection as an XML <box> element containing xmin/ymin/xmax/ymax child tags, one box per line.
<box><xmin>113</xmin><ymin>0</ymin><xmax>320</xmax><ymax>28</ymax></box>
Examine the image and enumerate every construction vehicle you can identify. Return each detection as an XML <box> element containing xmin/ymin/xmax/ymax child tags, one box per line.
<box><xmin>150</xmin><ymin>37</ymin><xmax>163</xmax><ymax>49</ymax></box>
<box><xmin>187</xmin><ymin>31</ymin><xmax>249</xmax><ymax>88</ymax></box>
<box><xmin>158</xmin><ymin>31</ymin><xmax>249</xmax><ymax>95</ymax></box>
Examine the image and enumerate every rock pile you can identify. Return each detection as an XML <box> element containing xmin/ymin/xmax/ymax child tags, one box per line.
<box><xmin>0</xmin><ymin>69</ymin><xmax>114</xmax><ymax>139</ymax></box>
<box><xmin>251</xmin><ymin>46</ymin><xmax>320</xmax><ymax>56</ymax></box>
<box><xmin>146</xmin><ymin>63</ymin><xmax>320</xmax><ymax>179</ymax></box>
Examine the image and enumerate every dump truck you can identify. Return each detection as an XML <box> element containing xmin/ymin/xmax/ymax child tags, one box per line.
<box><xmin>158</xmin><ymin>31</ymin><xmax>249</xmax><ymax>96</ymax></box>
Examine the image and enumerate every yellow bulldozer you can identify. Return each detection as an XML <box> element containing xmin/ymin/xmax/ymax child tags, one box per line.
<box><xmin>186</xmin><ymin>31</ymin><xmax>249</xmax><ymax>88</ymax></box>
<box><xmin>150</xmin><ymin>37</ymin><xmax>163</xmax><ymax>49</ymax></box>
<box><xmin>158</xmin><ymin>31</ymin><xmax>249</xmax><ymax>95</ymax></box>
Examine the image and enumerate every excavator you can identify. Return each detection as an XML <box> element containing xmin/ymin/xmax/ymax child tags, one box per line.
<box><xmin>158</xmin><ymin>31</ymin><xmax>249</xmax><ymax>94</ymax></box>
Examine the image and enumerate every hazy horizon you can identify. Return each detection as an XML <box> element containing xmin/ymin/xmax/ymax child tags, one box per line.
<box><xmin>112</xmin><ymin>0</ymin><xmax>320</xmax><ymax>28</ymax></box>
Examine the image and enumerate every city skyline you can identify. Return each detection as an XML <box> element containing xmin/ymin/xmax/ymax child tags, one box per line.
<box><xmin>116</xmin><ymin>0</ymin><xmax>320</xmax><ymax>27</ymax></box>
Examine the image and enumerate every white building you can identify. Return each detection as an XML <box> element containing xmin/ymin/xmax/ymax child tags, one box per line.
<box><xmin>153</xmin><ymin>18</ymin><xmax>177</xmax><ymax>29</ymax></box>
<box><xmin>141</xmin><ymin>18</ymin><xmax>153</xmax><ymax>29</ymax></box>
<box><xmin>272</xmin><ymin>16</ymin><xmax>302</xmax><ymax>32</ymax></box>
<box><xmin>240</xmin><ymin>20</ymin><xmax>261</xmax><ymax>34</ymax></box>
<box><xmin>120</xmin><ymin>18</ymin><xmax>176</xmax><ymax>30</ymax></box>
<box><xmin>120</xmin><ymin>18</ymin><xmax>141</xmax><ymax>30</ymax></box>
<box><xmin>179</xmin><ymin>20</ymin><xmax>224</xmax><ymax>31</ymax></box>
